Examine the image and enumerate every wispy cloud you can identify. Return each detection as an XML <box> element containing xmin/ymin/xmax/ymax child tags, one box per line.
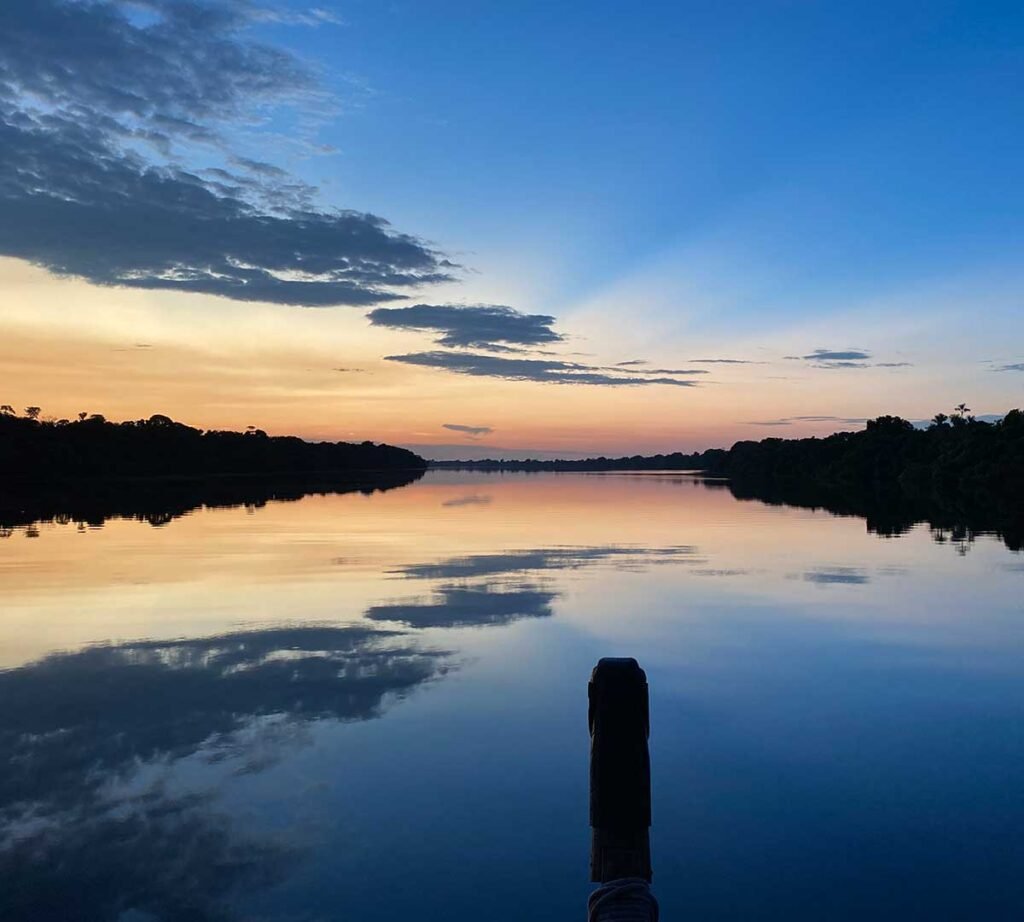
<box><xmin>796</xmin><ymin>349</ymin><xmax>872</xmax><ymax>361</ymax></box>
<box><xmin>784</xmin><ymin>348</ymin><xmax>911</xmax><ymax>370</ymax></box>
<box><xmin>689</xmin><ymin>358</ymin><xmax>763</xmax><ymax>364</ymax></box>
<box><xmin>442</xmin><ymin>423</ymin><xmax>494</xmax><ymax>438</ymax></box>
<box><xmin>744</xmin><ymin>415</ymin><xmax>867</xmax><ymax>427</ymax></box>
<box><xmin>994</xmin><ymin>363</ymin><xmax>1024</xmax><ymax>372</ymax></box>
<box><xmin>615</xmin><ymin>366</ymin><xmax>709</xmax><ymax>376</ymax></box>
<box><xmin>384</xmin><ymin>351</ymin><xmax>703</xmax><ymax>387</ymax></box>
<box><xmin>0</xmin><ymin>0</ymin><xmax>452</xmax><ymax>305</ymax></box>
<box><xmin>367</xmin><ymin>304</ymin><xmax>562</xmax><ymax>349</ymax></box>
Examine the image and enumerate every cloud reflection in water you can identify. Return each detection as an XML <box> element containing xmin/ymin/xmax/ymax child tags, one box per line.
<box><xmin>0</xmin><ymin>626</ymin><xmax>451</xmax><ymax>921</ymax></box>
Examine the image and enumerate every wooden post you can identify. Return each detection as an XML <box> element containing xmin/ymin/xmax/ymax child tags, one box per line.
<box><xmin>589</xmin><ymin>657</ymin><xmax>652</xmax><ymax>882</ymax></box>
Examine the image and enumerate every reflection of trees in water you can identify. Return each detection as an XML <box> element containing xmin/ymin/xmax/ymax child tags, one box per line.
<box><xmin>0</xmin><ymin>470</ymin><xmax>425</xmax><ymax>533</ymax></box>
<box><xmin>0</xmin><ymin>626</ymin><xmax>450</xmax><ymax>921</ymax></box>
<box><xmin>700</xmin><ymin>478</ymin><xmax>1024</xmax><ymax>553</ymax></box>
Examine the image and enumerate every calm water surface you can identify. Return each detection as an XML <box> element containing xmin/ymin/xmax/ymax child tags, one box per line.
<box><xmin>1</xmin><ymin>472</ymin><xmax>1022</xmax><ymax>920</ymax></box>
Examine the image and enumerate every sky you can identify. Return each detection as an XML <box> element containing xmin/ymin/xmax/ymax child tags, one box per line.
<box><xmin>1</xmin><ymin>0</ymin><xmax>1023</xmax><ymax>459</ymax></box>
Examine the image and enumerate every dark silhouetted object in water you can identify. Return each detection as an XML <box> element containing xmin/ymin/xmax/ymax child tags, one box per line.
<box><xmin>588</xmin><ymin>658</ymin><xmax>659</xmax><ymax>921</ymax></box>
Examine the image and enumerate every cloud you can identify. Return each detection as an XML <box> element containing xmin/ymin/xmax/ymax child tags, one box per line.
<box><xmin>744</xmin><ymin>415</ymin><xmax>867</xmax><ymax>427</ymax></box>
<box><xmin>0</xmin><ymin>1</ymin><xmax>453</xmax><ymax>305</ymax></box>
<box><xmin>367</xmin><ymin>304</ymin><xmax>563</xmax><ymax>349</ymax></box>
<box><xmin>603</xmin><ymin>359</ymin><xmax>710</xmax><ymax>375</ymax></box>
<box><xmin>796</xmin><ymin>349</ymin><xmax>873</xmax><ymax>361</ymax></box>
<box><xmin>994</xmin><ymin>363</ymin><xmax>1024</xmax><ymax>372</ymax></box>
<box><xmin>789</xmin><ymin>415</ymin><xmax>868</xmax><ymax>423</ymax></box>
<box><xmin>784</xmin><ymin>349</ymin><xmax>912</xmax><ymax>370</ymax></box>
<box><xmin>443</xmin><ymin>423</ymin><xmax>494</xmax><ymax>438</ymax></box>
<box><xmin>383</xmin><ymin>351</ymin><xmax>702</xmax><ymax>387</ymax></box>
<box><xmin>689</xmin><ymin>358</ymin><xmax>762</xmax><ymax>364</ymax></box>
<box><xmin>615</xmin><ymin>366</ymin><xmax>709</xmax><ymax>376</ymax></box>
<box><xmin>244</xmin><ymin>4</ymin><xmax>346</xmax><ymax>27</ymax></box>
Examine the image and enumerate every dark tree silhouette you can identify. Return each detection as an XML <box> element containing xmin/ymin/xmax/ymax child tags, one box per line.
<box><xmin>0</xmin><ymin>411</ymin><xmax>426</xmax><ymax>482</ymax></box>
<box><xmin>433</xmin><ymin>411</ymin><xmax>1024</xmax><ymax>551</ymax></box>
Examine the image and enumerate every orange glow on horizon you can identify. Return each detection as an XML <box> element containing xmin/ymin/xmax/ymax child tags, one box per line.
<box><xmin>2</xmin><ymin>258</ymin><xmax>1010</xmax><ymax>456</ymax></box>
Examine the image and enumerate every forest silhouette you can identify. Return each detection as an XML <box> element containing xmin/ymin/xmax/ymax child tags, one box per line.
<box><xmin>0</xmin><ymin>408</ymin><xmax>425</xmax><ymax>481</ymax></box>
<box><xmin>432</xmin><ymin>408</ymin><xmax>1024</xmax><ymax>497</ymax></box>
<box><xmin>432</xmin><ymin>409</ymin><xmax>1024</xmax><ymax>551</ymax></box>
<box><xmin>3</xmin><ymin>406</ymin><xmax>1022</xmax><ymax>551</ymax></box>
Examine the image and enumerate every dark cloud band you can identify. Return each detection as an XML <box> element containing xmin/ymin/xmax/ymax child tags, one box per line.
<box><xmin>799</xmin><ymin>349</ymin><xmax>872</xmax><ymax>361</ymax></box>
<box><xmin>368</xmin><ymin>304</ymin><xmax>563</xmax><ymax>349</ymax></box>
<box><xmin>443</xmin><ymin>423</ymin><xmax>494</xmax><ymax>437</ymax></box>
<box><xmin>384</xmin><ymin>351</ymin><xmax>701</xmax><ymax>387</ymax></box>
<box><xmin>0</xmin><ymin>1</ymin><xmax>453</xmax><ymax>305</ymax></box>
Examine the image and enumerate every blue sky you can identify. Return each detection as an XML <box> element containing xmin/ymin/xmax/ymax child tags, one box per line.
<box><xmin>290</xmin><ymin>0</ymin><xmax>1024</xmax><ymax>297</ymax></box>
<box><xmin>1</xmin><ymin>0</ymin><xmax>1022</xmax><ymax>455</ymax></box>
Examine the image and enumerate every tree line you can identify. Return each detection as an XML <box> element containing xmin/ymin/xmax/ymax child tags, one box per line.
<box><xmin>710</xmin><ymin>407</ymin><xmax>1024</xmax><ymax>501</ymax></box>
<box><xmin>431</xmin><ymin>406</ymin><xmax>1024</xmax><ymax>502</ymax></box>
<box><xmin>0</xmin><ymin>408</ymin><xmax>426</xmax><ymax>480</ymax></box>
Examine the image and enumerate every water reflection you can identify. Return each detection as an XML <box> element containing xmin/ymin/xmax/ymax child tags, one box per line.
<box><xmin>803</xmin><ymin>567</ymin><xmax>871</xmax><ymax>585</ymax></box>
<box><xmin>0</xmin><ymin>626</ymin><xmax>449</xmax><ymax>920</ymax></box>
<box><xmin>368</xmin><ymin>585</ymin><xmax>558</xmax><ymax>628</ymax></box>
<box><xmin>389</xmin><ymin>546</ymin><xmax>700</xmax><ymax>580</ymax></box>
<box><xmin>440</xmin><ymin>493</ymin><xmax>493</xmax><ymax>507</ymax></box>
<box><xmin>369</xmin><ymin>546</ymin><xmax>703</xmax><ymax>628</ymax></box>
<box><xmin>0</xmin><ymin>470</ymin><xmax>424</xmax><ymax>532</ymax></box>
<box><xmin>2</xmin><ymin>784</ymin><xmax>294</xmax><ymax>922</ymax></box>
<box><xmin>0</xmin><ymin>626</ymin><xmax>449</xmax><ymax>818</ymax></box>
<box><xmin>1</xmin><ymin>471</ymin><xmax>1021</xmax><ymax>920</ymax></box>
<box><xmin>704</xmin><ymin>476</ymin><xmax>1024</xmax><ymax>552</ymax></box>
<box><xmin>3</xmin><ymin>470</ymin><xmax>1020</xmax><ymax>558</ymax></box>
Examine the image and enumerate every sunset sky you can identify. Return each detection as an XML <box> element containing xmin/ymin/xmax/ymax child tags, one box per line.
<box><xmin>2</xmin><ymin>0</ymin><xmax>1023</xmax><ymax>458</ymax></box>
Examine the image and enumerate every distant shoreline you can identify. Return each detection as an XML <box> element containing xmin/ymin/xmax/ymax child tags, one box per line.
<box><xmin>429</xmin><ymin>411</ymin><xmax>1024</xmax><ymax>507</ymax></box>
